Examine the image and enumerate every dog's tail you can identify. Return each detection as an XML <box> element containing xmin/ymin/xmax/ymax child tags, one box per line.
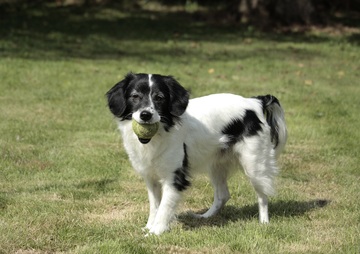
<box><xmin>256</xmin><ymin>95</ymin><xmax>287</xmax><ymax>157</ymax></box>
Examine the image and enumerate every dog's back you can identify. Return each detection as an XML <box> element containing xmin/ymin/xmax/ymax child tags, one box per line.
<box><xmin>182</xmin><ymin>93</ymin><xmax>286</xmax><ymax>173</ymax></box>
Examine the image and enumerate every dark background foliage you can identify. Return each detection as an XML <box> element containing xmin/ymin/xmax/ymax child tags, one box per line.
<box><xmin>1</xmin><ymin>0</ymin><xmax>359</xmax><ymax>28</ymax></box>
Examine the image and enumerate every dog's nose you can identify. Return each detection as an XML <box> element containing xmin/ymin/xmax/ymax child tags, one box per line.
<box><xmin>140</xmin><ymin>110</ymin><xmax>152</xmax><ymax>121</ymax></box>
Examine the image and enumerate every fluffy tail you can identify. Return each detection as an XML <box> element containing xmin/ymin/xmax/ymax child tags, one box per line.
<box><xmin>256</xmin><ymin>95</ymin><xmax>287</xmax><ymax>157</ymax></box>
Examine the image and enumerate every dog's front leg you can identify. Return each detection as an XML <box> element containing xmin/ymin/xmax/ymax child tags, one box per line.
<box><xmin>144</xmin><ymin>177</ymin><xmax>162</xmax><ymax>231</ymax></box>
<box><xmin>148</xmin><ymin>181</ymin><xmax>182</xmax><ymax>235</ymax></box>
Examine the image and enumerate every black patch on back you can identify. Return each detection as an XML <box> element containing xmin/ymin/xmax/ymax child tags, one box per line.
<box><xmin>173</xmin><ymin>144</ymin><xmax>191</xmax><ymax>192</ymax></box>
<box><xmin>222</xmin><ymin>110</ymin><xmax>263</xmax><ymax>146</ymax></box>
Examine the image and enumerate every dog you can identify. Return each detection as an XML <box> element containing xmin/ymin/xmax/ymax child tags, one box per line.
<box><xmin>106</xmin><ymin>73</ymin><xmax>287</xmax><ymax>235</ymax></box>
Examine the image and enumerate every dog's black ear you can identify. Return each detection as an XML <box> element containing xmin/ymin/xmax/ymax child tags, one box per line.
<box><xmin>165</xmin><ymin>76</ymin><xmax>189</xmax><ymax>117</ymax></box>
<box><xmin>106</xmin><ymin>73</ymin><xmax>134</xmax><ymax>118</ymax></box>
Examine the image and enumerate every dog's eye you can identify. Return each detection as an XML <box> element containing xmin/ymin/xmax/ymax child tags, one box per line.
<box><xmin>130</xmin><ymin>93</ymin><xmax>141</xmax><ymax>102</ymax></box>
<box><xmin>154</xmin><ymin>94</ymin><xmax>165</xmax><ymax>102</ymax></box>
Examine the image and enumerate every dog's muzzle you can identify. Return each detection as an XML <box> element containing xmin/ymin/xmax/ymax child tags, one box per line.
<box><xmin>140</xmin><ymin>110</ymin><xmax>152</xmax><ymax>122</ymax></box>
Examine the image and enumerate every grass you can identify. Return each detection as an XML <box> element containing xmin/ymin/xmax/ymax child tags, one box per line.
<box><xmin>1</xmin><ymin>4</ymin><xmax>360</xmax><ymax>253</ymax></box>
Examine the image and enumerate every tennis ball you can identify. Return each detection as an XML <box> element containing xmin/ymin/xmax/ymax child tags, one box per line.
<box><xmin>132</xmin><ymin>120</ymin><xmax>159</xmax><ymax>140</ymax></box>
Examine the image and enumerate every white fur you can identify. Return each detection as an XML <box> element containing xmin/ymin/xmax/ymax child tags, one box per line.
<box><xmin>148</xmin><ymin>74</ymin><xmax>154</xmax><ymax>87</ymax></box>
<box><xmin>114</xmin><ymin>93</ymin><xmax>287</xmax><ymax>235</ymax></box>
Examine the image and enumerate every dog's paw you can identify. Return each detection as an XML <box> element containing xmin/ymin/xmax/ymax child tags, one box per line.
<box><xmin>260</xmin><ymin>218</ymin><xmax>269</xmax><ymax>224</ymax></box>
<box><xmin>188</xmin><ymin>211</ymin><xmax>209</xmax><ymax>219</ymax></box>
<box><xmin>148</xmin><ymin>223</ymin><xmax>169</xmax><ymax>235</ymax></box>
<box><xmin>189</xmin><ymin>212</ymin><xmax>203</xmax><ymax>219</ymax></box>
<box><xmin>143</xmin><ymin>222</ymin><xmax>153</xmax><ymax>231</ymax></box>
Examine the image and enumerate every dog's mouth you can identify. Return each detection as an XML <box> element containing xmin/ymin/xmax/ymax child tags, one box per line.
<box><xmin>138</xmin><ymin>138</ymin><xmax>151</xmax><ymax>144</ymax></box>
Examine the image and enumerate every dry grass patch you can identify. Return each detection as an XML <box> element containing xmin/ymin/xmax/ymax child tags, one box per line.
<box><xmin>84</xmin><ymin>201</ymin><xmax>144</xmax><ymax>224</ymax></box>
<box><xmin>14</xmin><ymin>250</ymin><xmax>44</xmax><ymax>254</ymax></box>
<box><xmin>157</xmin><ymin>244</ymin><xmax>233</xmax><ymax>254</ymax></box>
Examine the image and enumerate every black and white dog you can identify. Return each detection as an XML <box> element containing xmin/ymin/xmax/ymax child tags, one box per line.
<box><xmin>106</xmin><ymin>73</ymin><xmax>287</xmax><ymax>235</ymax></box>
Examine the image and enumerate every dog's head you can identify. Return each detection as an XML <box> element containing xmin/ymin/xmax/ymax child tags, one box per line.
<box><xmin>106</xmin><ymin>73</ymin><xmax>189</xmax><ymax>135</ymax></box>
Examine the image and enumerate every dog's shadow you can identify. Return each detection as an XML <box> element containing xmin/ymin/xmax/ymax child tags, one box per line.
<box><xmin>178</xmin><ymin>199</ymin><xmax>330</xmax><ymax>229</ymax></box>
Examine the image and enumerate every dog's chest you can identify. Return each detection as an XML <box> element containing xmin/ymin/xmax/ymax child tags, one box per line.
<box><xmin>122</xmin><ymin>135</ymin><xmax>181</xmax><ymax>176</ymax></box>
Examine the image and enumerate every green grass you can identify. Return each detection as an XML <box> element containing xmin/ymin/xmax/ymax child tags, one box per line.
<box><xmin>1</xmin><ymin>4</ymin><xmax>360</xmax><ymax>253</ymax></box>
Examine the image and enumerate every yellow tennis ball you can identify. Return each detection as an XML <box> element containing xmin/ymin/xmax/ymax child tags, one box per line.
<box><xmin>132</xmin><ymin>120</ymin><xmax>159</xmax><ymax>139</ymax></box>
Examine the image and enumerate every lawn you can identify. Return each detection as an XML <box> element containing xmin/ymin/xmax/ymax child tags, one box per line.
<box><xmin>0</xmin><ymin>3</ymin><xmax>359</xmax><ymax>253</ymax></box>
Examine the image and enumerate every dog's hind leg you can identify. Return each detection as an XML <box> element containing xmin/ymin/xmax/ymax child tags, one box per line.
<box><xmin>256</xmin><ymin>192</ymin><xmax>269</xmax><ymax>223</ymax></box>
<box><xmin>195</xmin><ymin>167</ymin><xmax>230</xmax><ymax>218</ymax></box>
<box><xmin>238</xmin><ymin>140</ymin><xmax>278</xmax><ymax>223</ymax></box>
<box><xmin>244</xmin><ymin>170</ymin><xmax>273</xmax><ymax>223</ymax></box>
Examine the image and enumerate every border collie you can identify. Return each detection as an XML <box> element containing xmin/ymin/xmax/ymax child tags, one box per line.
<box><xmin>106</xmin><ymin>73</ymin><xmax>287</xmax><ymax>235</ymax></box>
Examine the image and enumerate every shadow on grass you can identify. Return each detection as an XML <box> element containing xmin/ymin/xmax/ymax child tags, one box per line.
<box><xmin>178</xmin><ymin>199</ymin><xmax>330</xmax><ymax>230</ymax></box>
<box><xmin>1</xmin><ymin>4</ymin><xmax>357</xmax><ymax>61</ymax></box>
<box><xmin>75</xmin><ymin>178</ymin><xmax>117</xmax><ymax>192</ymax></box>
